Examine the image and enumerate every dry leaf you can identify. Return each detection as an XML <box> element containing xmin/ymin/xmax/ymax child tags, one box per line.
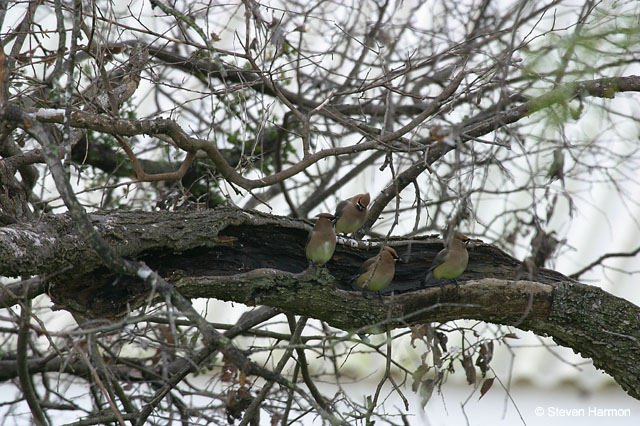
<box><xmin>462</xmin><ymin>355</ymin><xmax>476</xmax><ymax>385</ymax></box>
<box><xmin>479</xmin><ymin>377</ymin><xmax>495</xmax><ymax>400</ymax></box>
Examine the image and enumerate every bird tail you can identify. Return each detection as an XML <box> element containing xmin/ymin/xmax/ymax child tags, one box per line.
<box><xmin>349</xmin><ymin>274</ymin><xmax>361</xmax><ymax>291</ymax></box>
<box><xmin>421</xmin><ymin>271</ymin><xmax>436</xmax><ymax>287</ymax></box>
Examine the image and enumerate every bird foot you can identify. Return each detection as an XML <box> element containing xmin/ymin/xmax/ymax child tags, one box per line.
<box><xmin>438</xmin><ymin>279</ymin><xmax>461</xmax><ymax>293</ymax></box>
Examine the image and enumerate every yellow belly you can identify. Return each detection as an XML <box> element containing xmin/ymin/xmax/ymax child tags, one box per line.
<box><xmin>356</xmin><ymin>268</ymin><xmax>394</xmax><ymax>292</ymax></box>
<box><xmin>306</xmin><ymin>240</ymin><xmax>336</xmax><ymax>264</ymax></box>
<box><xmin>335</xmin><ymin>217</ymin><xmax>363</xmax><ymax>234</ymax></box>
<box><xmin>432</xmin><ymin>262</ymin><xmax>466</xmax><ymax>279</ymax></box>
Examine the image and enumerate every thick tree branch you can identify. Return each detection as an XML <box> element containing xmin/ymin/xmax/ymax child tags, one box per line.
<box><xmin>0</xmin><ymin>276</ymin><xmax>46</xmax><ymax>307</ymax></box>
<box><xmin>1</xmin><ymin>207</ymin><xmax>638</xmax><ymax>400</ymax></box>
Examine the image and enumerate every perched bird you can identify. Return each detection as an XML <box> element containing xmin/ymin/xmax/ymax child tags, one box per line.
<box><xmin>334</xmin><ymin>193</ymin><xmax>370</xmax><ymax>235</ymax></box>
<box><xmin>305</xmin><ymin>213</ymin><xmax>337</xmax><ymax>265</ymax></box>
<box><xmin>356</xmin><ymin>246</ymin><xmax>400</xmax><ymax>292</ymax></box>
<box><xmin>422</xmin><ymin>232</ymin><xmax>471</xmax><ymax>286</ymax></box>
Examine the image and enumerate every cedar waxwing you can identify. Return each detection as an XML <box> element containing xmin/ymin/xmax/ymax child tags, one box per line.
<box><xmin>334</xmin><ymin>193</ymin><xmax>370</xmax><ymax>235</ymax></box>
<box><xmin>356</xmin><ymin>246</ymin><xmax>400</xmax><ymax>292</ymax></box>
<box><xmin>422</xmin><ymin>232</ymin><xmax>471</xmax><ymax>286</ymax></box>
<box><xmin>305</xmin><ymin>213</ymin><xmax>337</xmax><ymax>265</ymax></box>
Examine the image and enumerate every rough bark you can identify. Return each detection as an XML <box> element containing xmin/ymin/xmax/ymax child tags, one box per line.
<box><xmin>1</xmin><ymin>206</ymin><xmax>639</xmax><ymax>399</ymax></box>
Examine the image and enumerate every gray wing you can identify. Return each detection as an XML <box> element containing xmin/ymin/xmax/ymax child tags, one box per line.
<box><xmin>305</xmin><ymin>228</ymin><xmax>313</xmax><ymax>248</ymax></box>
<box><xmin>427</xmin><ymin>247</ymin><xmax>449</xmax><ymax>273</ymax></box>
<box><xmin>359</xmin><ymin>256</ymin><xmax>378</xmax><ymax>274</ymax></box>
<box><xmin>351</xmin><ymin>256</ymin><xmax>377</xmax><ymax>290</ymax></box>
<box><xmin>422</xmin><ymin>247</ymin><xmax>449</xmax><ymax>286</ymax></box>
<box><xmin>334</xmin><ymin>199</ymin><xmax>349</xmax><ymax>219</ymax></box>
<box><xmin>305</xmin><ymin>224</ymin><xmax>317</xmax><ymax>248</ymax></box>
